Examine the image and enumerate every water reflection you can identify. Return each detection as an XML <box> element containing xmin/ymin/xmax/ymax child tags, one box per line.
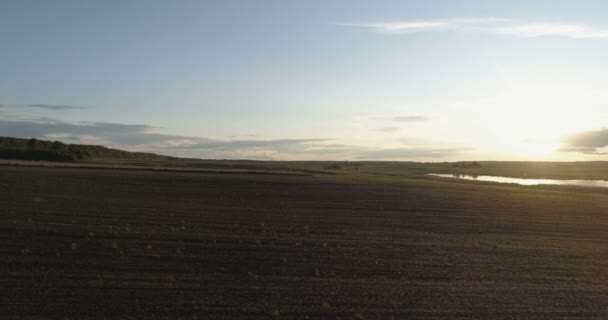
<box><xmin>428</xmin><ymin>173</ymin><xmax>608</xmax><ymax>188</ymax></box>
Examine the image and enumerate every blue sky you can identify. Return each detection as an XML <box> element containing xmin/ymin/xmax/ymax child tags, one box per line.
<box><xmin>2</xmin><ymin>0</ymin><xmax>608</xmax><ymax>160</ymax></box>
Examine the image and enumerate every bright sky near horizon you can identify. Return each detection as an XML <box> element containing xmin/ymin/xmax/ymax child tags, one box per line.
<box><xmin>2</xmin><ymin>0</ymin><xmax>608</xmax><ymax>161</ymax></box>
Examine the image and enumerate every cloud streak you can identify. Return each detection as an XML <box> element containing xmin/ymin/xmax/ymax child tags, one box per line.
<box><xmin>355</xmin><ymin>147</ymin><xmax>470</xmax><ymax>160</ymax></box>
<box><xmin>343</xmin><ymin>18</ymin><xmax>608</xmax><ymax>39</ymax></box>
<box><xmin>0</xmin><ymin>103</ymin><xmax>86</xmax><ymax>110</ymax></box>
<box><xmin>174</xmin><ymin>138</ymin><xmax>329</xmax><ymax>150</ymax></box>
<box><xmin>393</xmin><ymin>115</ymin><xmax>430</xmax><ymax>122</ymax></box>
<box><xmin>0</xmin><ymin>118</ymin><xmax>188</xmax><ymax>146</ymax></box>
<box><xmin>0</xmin><ymin>117</ymin><xmax>334</xmax><ymax>160</ymax></box>
<box><xmin>377</xmin><ymin>126</ymin><xmax>400</xmax><ymax>133</ymax></box>
<box><xmin>341</xmin><ymin>18</ymin><xmax>507</xmax><ymax>33</ymax></box>
<box><xmin>495</xmin><ymin>23</ymin><xmax>608</xmax><ymax>38</ymax></box>
<box><xmin>0</xmin><ymin>116</ymin><xmax>476</xmax><ymax>160</ymax></box>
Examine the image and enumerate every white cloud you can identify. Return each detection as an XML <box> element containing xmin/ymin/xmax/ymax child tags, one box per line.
<box><xmin>340</xmin><ymin>17</ymin><xmax>506</xmax><ymax>33</ymax></box>
<box><xmin>495</xmin><ymin>23</ymin><xmax>608</xmax><ymax>38</ymax></box>
<box><xmin>343</xmin><ymin>17</ymin><xmax>608</xmax><ymax>39</ymax></box>
<box><xmin>353</xmin><ymin>21</ymin><xmax>448</xmax><ymax>33</ymax></box>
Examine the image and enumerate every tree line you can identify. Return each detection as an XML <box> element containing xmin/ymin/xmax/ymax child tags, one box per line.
<box><xmin>0</xmin><ymin>136</ymin><xmax>172</xmax><ymax>161</ymax></box>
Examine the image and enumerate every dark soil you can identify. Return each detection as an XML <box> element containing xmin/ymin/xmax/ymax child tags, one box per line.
<box><xmin>2</xmin><ymin>166</ymin><xmax>608</xmax><ymax>319</ymax></box>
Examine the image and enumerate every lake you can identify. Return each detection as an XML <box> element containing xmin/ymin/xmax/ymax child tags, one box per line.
<box><xmin>428</xmin><ymin>173</ymin><xmax>608</xmax><ymax>188</ymax></box>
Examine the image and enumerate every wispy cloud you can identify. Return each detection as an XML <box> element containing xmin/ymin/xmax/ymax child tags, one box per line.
<box><xmin>393</xmin><ymin>115</ymin><xmax>430</xmax><ymax>122</ymax></box>
<box><xmin>0</xmin><ymin>116</ymin><xmax>474</xmax><ymax>160</ymax></box>
<box><xmin>355</xmin><ymin>147</ymin><xmax>470</xmax><ymax>160</ymax></box>
<box><xmin>344</xmin><ymin>21</ymin><xmax>447</xmax><ymax>33</ymax></box>
<box><xmin>339</xmin><ymin>17</ymin><xmax>507</xmax><ymax>33</ymax></box>
<box><xmin>377</xmin><ymin>126</ymin><xmax>400</xmax><ymax>133</ymax></box>
<box><xmin>495</xmin><ymin>23</ymin><xmax>608</xmax><ymax>39</ymax></box>
<box><xmin>0</xmin><ymin>117</ymin><xmax>332</xmax><ymax>160</ymax></box>
<box><xmin>28</xmin><ymin>104</ymin><xmax>86</xmax><ymax>110</ymax></box>
<box><xmin>342</xmin><ymin>18</ymin><xmax>608</xmax><ymax>39</ymax></box>
<box><xmin>0</xmin><ymin>118</ymin><xmax>187</xmax><ymax>146</ymax></box>
<box><xmin>0</xmin><ymin>103</ymin><xmax>86</xmax><ymax>110</ymax></box>
<box><xmin>174</xmin><ymin>138</ymin><xmax>329</xmax><ymax>150</ymax></box>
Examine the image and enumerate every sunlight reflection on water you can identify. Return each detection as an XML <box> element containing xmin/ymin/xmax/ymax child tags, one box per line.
<box><xmin>428</xmin><ymin>173</ymin><xmax>608</xmax><ymax>188</ymax></box>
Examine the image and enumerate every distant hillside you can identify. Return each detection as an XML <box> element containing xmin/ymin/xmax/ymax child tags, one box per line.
<box><xmin>0</xmin><ymin>136</ymin><xmax>174</xmax><ymax>161</ymax></box>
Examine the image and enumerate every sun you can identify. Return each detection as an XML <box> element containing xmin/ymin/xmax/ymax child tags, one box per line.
<box><xmin>485</xmin><ymin>113</ymin><xmax>565</xmax><ymax>159</ymax></box>
<box><xmin>457</xmin><ymin>74</ymin><xmax>604</xmax><ymax>160</ymax></box>
<box><xmin>510</xmin><ymin>139</ymin><xmax>560</xmax><ymax>158</ymax></box>
<box><xmin>494</xmin><ymin>121</ymin><xmax>563</xmax><ymax>158</ymax></box>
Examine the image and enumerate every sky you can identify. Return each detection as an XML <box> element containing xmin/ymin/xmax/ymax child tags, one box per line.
<box><xmin>2</xmin><ymin>0</ymin><xmax>608</xmax><ymax>161</ymax></box>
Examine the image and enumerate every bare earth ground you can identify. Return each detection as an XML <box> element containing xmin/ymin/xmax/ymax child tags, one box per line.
<box><xmin>2</xmin><ymin>166</ymin><xmax>608</xmax><ymax>319</ymax></box>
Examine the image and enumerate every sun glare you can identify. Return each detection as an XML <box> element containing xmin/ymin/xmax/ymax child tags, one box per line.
<box><xmin>510</xmin><ymin>140</ymin><xmax>560</xmax><ymax>158</ymax></box>
<box><xmin>452</xmin><ymin>73</ymin><xmax>605</xmax><ymax>160</ymax></box>
<box><xmin>485</xmin><ymin>113</ymin><xmax>567</xmax><ymax>159</ymax></box>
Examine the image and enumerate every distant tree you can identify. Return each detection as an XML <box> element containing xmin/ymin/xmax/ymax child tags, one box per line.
<box><xmin>27</xmin><ymin>138</ymin><xmax>38</xmax><ymax>149</ymax></box>
<box><xmin>51</xmin><ymin>140</ymin><xmax>66</xmax><ymax>150</ymax></box>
